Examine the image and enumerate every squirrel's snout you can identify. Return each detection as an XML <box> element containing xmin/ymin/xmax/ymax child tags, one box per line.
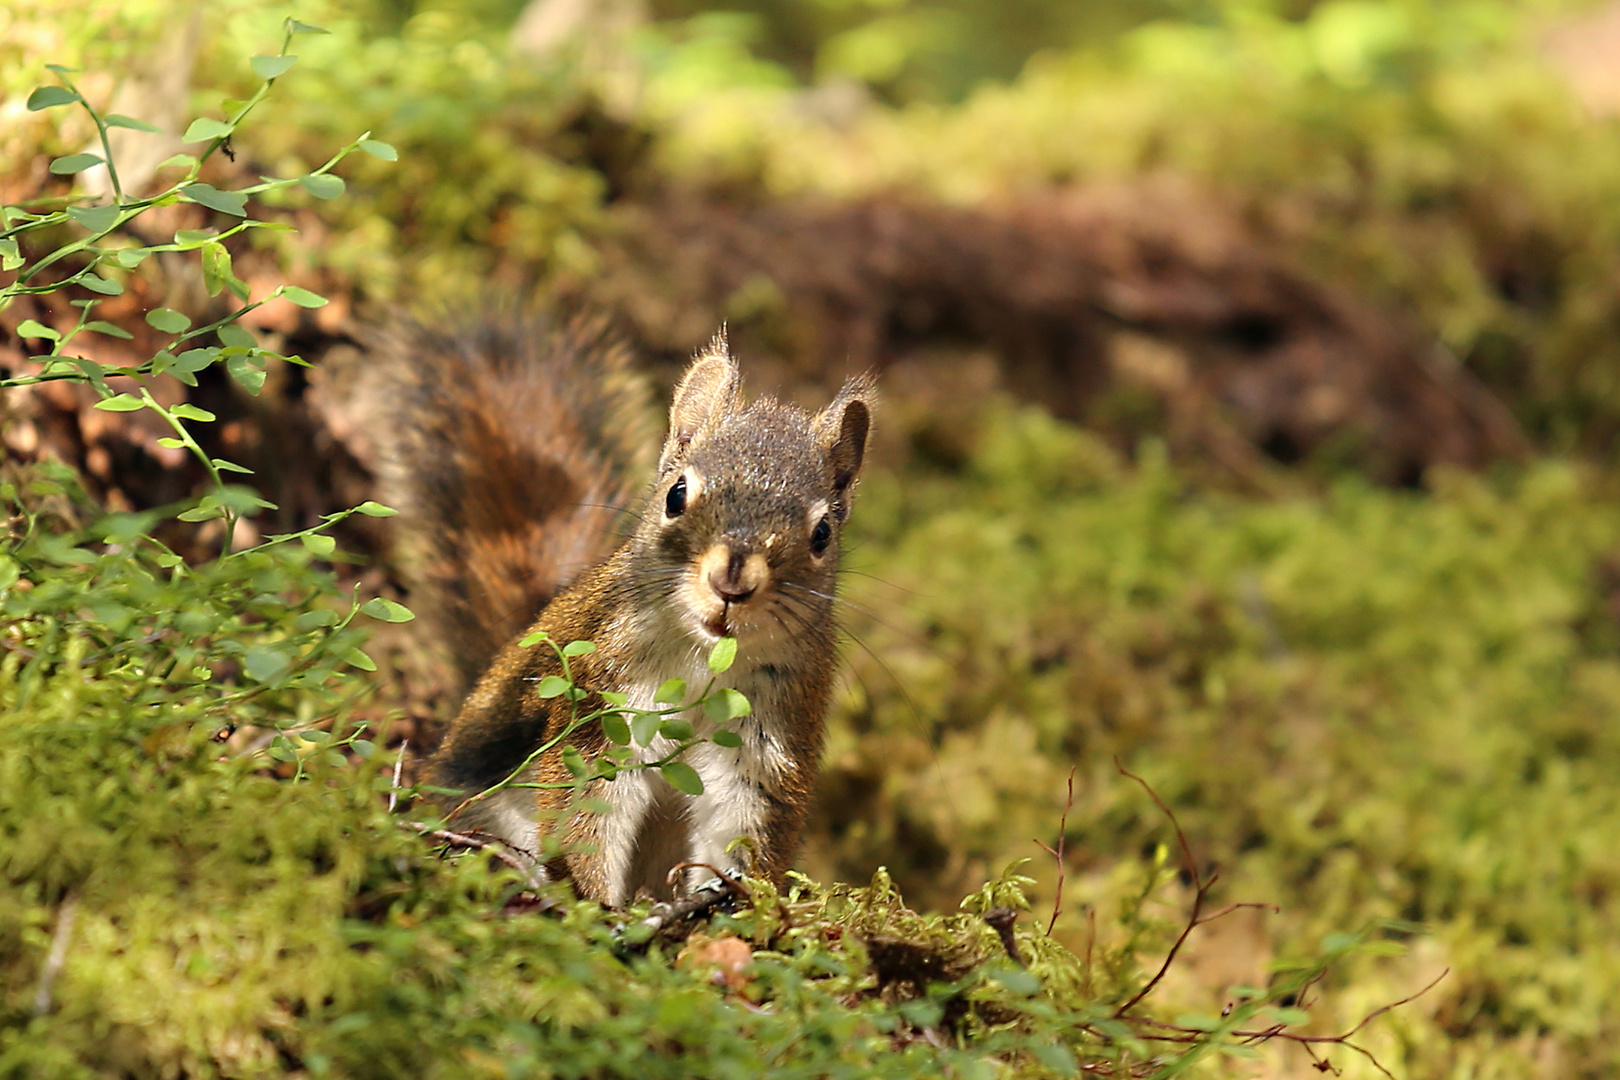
<box><xmin>700</xmin><ymin>544</ymin><xmax>769</xmax><ymax>605</ymax></box>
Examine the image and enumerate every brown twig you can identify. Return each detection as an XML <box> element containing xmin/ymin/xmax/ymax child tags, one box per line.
<box><xmin>1111</xmin><ymin>758</ymin><xmax>1209</xmax><ymax>1018</ymax></box>
<box><xmin>1117</xmin><ymin>967</ymin><xmax>1449</xmax><ymax>1080</ymax></box>
<box><xmin>1034</xmin><ymin>765</ymin><xmax>1077</xmax><ymax>936</ymax></box>
<box><xmin>405</xmin><ymin>821</ymin><xmax>539</xmax><ymax>879</ymax></box>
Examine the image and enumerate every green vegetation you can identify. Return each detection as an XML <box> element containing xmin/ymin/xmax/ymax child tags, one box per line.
<box><xmin>7</xmin><ymin>0</ymin><xmax>1620</xmax><ymax>1075</ymax></box>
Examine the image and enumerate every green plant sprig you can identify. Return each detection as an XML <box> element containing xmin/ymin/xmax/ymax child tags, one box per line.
<box><xmin>441</xmin><ymin>634</ymin><xmax>752</xmax><ymax>825</ymax></box>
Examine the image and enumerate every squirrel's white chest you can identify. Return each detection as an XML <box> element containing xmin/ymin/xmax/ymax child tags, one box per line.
<box><xmin>590</xmin><ymin>655</ymin><xmax>795</xmax><ymax>904</ymax></box>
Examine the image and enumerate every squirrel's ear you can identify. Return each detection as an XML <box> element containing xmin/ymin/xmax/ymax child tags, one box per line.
<box><xmin>816</xmin><ymin>373</ymin><xmax>875</xmax><ymax>507</ymax></box>
<box><xmin>661</xmin><ymin>329</ymin><xmax>739</xmax><ymax>472</ymax></box>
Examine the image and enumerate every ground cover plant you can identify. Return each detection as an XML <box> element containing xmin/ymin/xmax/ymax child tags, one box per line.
<box><xmin>6</xmin><ymin>1</ymin><xmax>1620</xmax><ymax>1077</ymax></box>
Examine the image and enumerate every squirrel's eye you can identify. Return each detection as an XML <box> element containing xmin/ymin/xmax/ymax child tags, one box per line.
<box><xmin>810</xmin><ymin>515</ymin><xmax>832</xmax><ymax>557</ymax></box>
<box><xmin>665</xmin><ymin>475</ymin><xmax>688</xmax><ymax>517</ymax></box>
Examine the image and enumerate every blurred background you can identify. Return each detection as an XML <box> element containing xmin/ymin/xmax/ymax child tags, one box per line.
<box><xmin>6</xmin><ymin>0</ymin><xmax>1620</xmax><ymax>1074</ymax></box>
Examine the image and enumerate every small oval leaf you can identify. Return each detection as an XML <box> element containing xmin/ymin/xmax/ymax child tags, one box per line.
<box><xmin>49</xmin><ymin>153</ymin><xmax>103</xmax><ymax>175</ymax></box>
<box><xmin>26</xmin><ymin>86</ymin><xmax>79</xmax><ymax>111</ymax></box>
<box><xmin>299</xmin><ymin>173</ymin><xmax>345</xmax><ymax>199</ymax></box>
<box><xmin>145</xmin><ymin>308</ymin><xmax>192</xmax><ymax>333</ymax></box>
<box><xmin>250</xmin><ymin>54</ymin><xmax>298</xmax><ymax>80</ymax></box>
<box><xmin>708</xmin><ymin>635</ymin><xmax>738</xmax><ymax>674</ymax></box>
<box><xmin>660</xmin><ymin>761</ymin><xmax>704</xmax><ymax>795</ymax></box>
<box><xmin>182</xmin><ymin>117</ymin><xmax>233</xmax><ymax>143</ymax></box>
<box><xmin>536</xmin><ymin>675</ymin><xmax>572</xmax><ymax>698</ymax></box>
<box><xmin>360</xmin><ymin>597</ymin><xmax>414</xmax><ymax>623</ymax></box>
<box><xmin>278</xmin><ymin>285</ymin><xmax>328</xmax><ymax>308</ymax></box>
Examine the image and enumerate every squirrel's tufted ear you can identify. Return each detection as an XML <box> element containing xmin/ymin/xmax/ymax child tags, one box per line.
<box><xmin>815</xmin><ymin>373</ymin><xmax>875</xmax><ymax>511</ymax></box>
<box><xmin>660</xmin><ymin>328</ymin><xmax>740</xmax><ymax>472</ymax></box>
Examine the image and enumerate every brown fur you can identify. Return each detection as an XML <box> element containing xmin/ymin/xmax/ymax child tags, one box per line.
<box><xmin>358</xmin><ymin>314</ymin><xmax>657</xmax><ymax>695</ymax></box>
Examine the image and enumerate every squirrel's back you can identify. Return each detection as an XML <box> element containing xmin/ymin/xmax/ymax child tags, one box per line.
<box><xmin>357</xmin><ymin>314</ymin><xmax>657</xmax><ymax>693</ymax></box>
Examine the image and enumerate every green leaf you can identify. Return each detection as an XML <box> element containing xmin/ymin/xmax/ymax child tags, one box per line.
<box><xmin>658</xmin><ymin>719</ymin><xmax>694</xmax><ymax>741</ymax></box>
<box><xmin>301</xmin><ymin>533</ymin><xmax>337</xmax><ymax>556</ymax></box>
<box><xmin>16</xmin><ymin>320</ymin><xmax>60</xmax><ymax>342</ymax></box>
<box><xmin>77</xmin><ymin>272</ymin><xmax>123</xmax><ymax>295</ymax></box>
<box><xmin>286</xmin><ymin>19</ymin><xmax>330</xmax><ymax>34</ymax></box>
<box><xmin>113</xmin><ymin>247</ymin><xmax>150</xmax><ymax>269</ymax></box>
<box><xmin>156</xmin><ymin>152</ymin><xmax>199</xmax><ymax>171</ymax></box>
<box><xmin>360</xmin><ymin>597</ymin><xmax>414</xmax><ymax>623</ymax></box>
<box><xmin>519</xmin><ymin>631</ymin><xmax>548</xmax><ymax>648</ymax></box>
<box><xmin>0</xmin><ymin>238</ymin><xmax>22</xmax><ymax>271</ymax></box>
<box><xmin>660</xmin><ymin>761</ymin><xmax>704</xmax><ymax>795</ymax></box>
<box><xmin>359</xmin><ymin>138</ymin><xmax>398</xmax><ymax>161</ymax></box>
<box><xmin>244</xmin><ymin>645</ymin><xmax>291</xmax><ymax>683</ymax></box>
<box><xmin>631</xmin><ymin>711</ymin><xmax>661</xmax><ymax>746</ymax></box>
<box><xmin>145</xmin><ymin>308</ymin><xmax>192</xmax><ymax>333</ymax></box>
<box><xmin>180</xmin><ymin>182</ymin><xmax>248</xmax><ymax>217</ymax></box>
<box><xmin>83</xmin><ymin>320</ymin><xmax>133</xmax><ymax>340</ymax></box>
<box><xmin>993</xmin><ymin>967</ymin><xmax>1042</xmax><ymax>997</ymax></box>
<box><xmin>343</xmin><ymin>648</ymin><xmax>376</xmax><ymax>672</ymax></box>
<box><xmin>560</xmin><ymin>745</ymin><xmax>588</xmax><ymax>778</ymax></box>
<box><xmin>170</xmin><ymin>403</ymin><xmax>216</xmax><ymax>422</ymax></box>
<box><xmin>294</xmin><ymin>609</ymin><xmax>340</xmax><ymax>631</ymax></box>
<box><xmin>599</xmin><ymin>690</ymin><xmax>629</xmax><ymax>707</ymax></box>
<box><xmin>172</xmin><ymin>347</ymin><xmax>219</xmax><ymax>373</ymax></box>
<box><xmin>49</xmin><ymin>153</ymin><xmax>102</xmax><ymax>175</ymax></box>
<box><xmin>250</xmin><ymin>54</ymin><xmax>297</xmax><ymax>79</ymax></box>
<box><xmin>278</xmin><ymin>285</ymin><xmax>328</xmax><ymax>308</ymax></box>
<box><xmin>182</xmin><ymin>117</ymin><xmax>233</xmax><ymax>143</ymax></box>
<box><xmin>1029</xmin><ymin>1043</ymin><xmax>1077</xmax><ymax>1076</ymax></box>
<box><xmin>105</xmin><ymin>113</ymin><xmax>162</xmax><ymax>133</ymax></box>
<box><xmin>66</xmin><ymin>204</ymin><xmax>119</xmax><ymax>234</ymax></box>
<box><xmin>601</xmin><ymin>712</ymin><xmax>631</xmax><ymax>746</ymax></box>
<box><xmin>712</xmin><ymin>730</ymin><xmax>743</xmax><ymax>748</ymax></box>
<box><xmin>562</xmin><ymin>640</ymin><xmax>596</xmax><ymax>657</ymax></box>
<box><xmin>217</xmin><ymin>323</ymin><xmax>256</xmax><ymax>349</ymax></box>
<box><xmin>26</xmin><ymin>86</ymin><xmax>79</xmax><ymax>110</ymax></box>
<box><xmin>174</xmin><ymin>229</ymin><xmax>216</xmax><ymax>246</ymax></box>
<box><xmin>537</xmin><ymin>675</ymin><xmax>572</xmax><ymax>698</ymax></box>
<box><xmin>225</xmin><ymin>354</ymin><xmax>265</xmax><ymax>393</ymax></box>
<box><xmin>708</xmin><ymin>636</ymin><xmax>738</xmax><ymax>673</ymax></box>
<box><xmin>354</xmin><ymin>501</ymin><xmax>397</xmax><ymax>517</ymax></box>
<box><xmin>299</xmin><ymin>173</ymin><xmax>345</xmax><ymax>199</ymax></box>
<box><xmin>94</xmin><ymin>394</ymin><xmax>145</xmax><ymax>412</ymax></box>
<box><xmin>213</xmin><ymin>459</ymin><xmax>253</xmax><ymax>474</ymax></box>
<box><xmin>654</xmin><ymin>677</ymin><xmax>687</xmax><ymax>705</ymax></box>
<box><xmin>200</xmin><ymin>240</ymin><xmax>232</xmax><ymax>297</ymax></box>
<box><xmin>704</xmin><ymin>688</ymin><xmax>752</xmax><ymax>722</ymax></box>
<box><xmin>156</xmin><ymin>437</ymin><xmax>186</xmax><ymax>449</ymax></box>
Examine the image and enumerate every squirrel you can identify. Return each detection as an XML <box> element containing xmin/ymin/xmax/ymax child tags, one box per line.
<box><xmin>360</xmin><ymin>314</ymin><xmax>873</xmax><ymax>906</ymax></box>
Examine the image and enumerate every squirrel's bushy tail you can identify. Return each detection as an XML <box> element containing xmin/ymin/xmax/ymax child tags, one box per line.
<box><xmin>358</xmin><ymin>314</ymin><xmax>656</xmax><ymax>694</ymax></box>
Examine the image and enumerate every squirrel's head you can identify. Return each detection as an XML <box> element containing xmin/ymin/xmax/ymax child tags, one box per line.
<box><xmin>634</xmin><ymin>330</ymin><xmax>874</xmax><ymax>654</ymax></box>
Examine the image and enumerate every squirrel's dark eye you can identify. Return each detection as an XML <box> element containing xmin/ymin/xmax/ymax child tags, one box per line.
<box><xmin>810</xmin><ymin>515</ymin><xmax>832</xmax><ymax>557</ymax></box>
<box><xmin>665</xmin><ymin>475</ymin><xmax>688</xmax><ymax>517</ymax></box>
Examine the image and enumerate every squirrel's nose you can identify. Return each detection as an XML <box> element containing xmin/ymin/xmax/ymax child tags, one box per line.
<box><xmin>701</xmin><ymin>545</ymin><xmax>768</xmax><ymax>605</ymax></box>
